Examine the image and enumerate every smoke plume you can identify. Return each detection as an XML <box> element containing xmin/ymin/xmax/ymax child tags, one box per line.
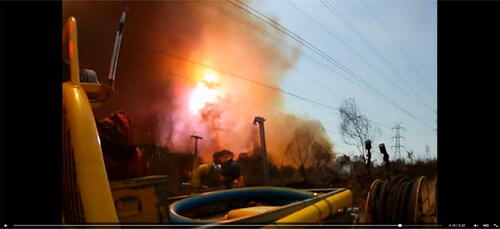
<box><xmin>63</xmin><ymin>1</ymin><xmax>336</xmax><ymax>164</ymax></box>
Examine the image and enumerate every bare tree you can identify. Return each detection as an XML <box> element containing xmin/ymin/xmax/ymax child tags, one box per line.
<box><xmin>285</xmin><ymin>120</ymin><xmax>334</xmax><ymax>183</ymax></box>
<box><xmin>311</xmin><ymin>138</ymin><xmax>335</xmax><ymax>183</ymax></box>
<box><xmin>338</xmin><ymin>98</ymin><xmax>381</xmax><ymax>161</ymax></box>
<box><xmin>286</xmin><ymin>123</ymin><xmax>314</xmax><ymax>183</ymax></box>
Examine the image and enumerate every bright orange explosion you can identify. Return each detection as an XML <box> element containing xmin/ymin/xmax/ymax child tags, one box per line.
<box><xmin>189</xmin><ymin>71</ymin><xmax>221</xmax><ymax>114</ymax></box>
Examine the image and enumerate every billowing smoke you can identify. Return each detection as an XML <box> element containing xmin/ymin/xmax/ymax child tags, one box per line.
<box><xmin>63</xmin><ymin>1</ymin><xmax>336</xmax><ymax>164</ymax></box>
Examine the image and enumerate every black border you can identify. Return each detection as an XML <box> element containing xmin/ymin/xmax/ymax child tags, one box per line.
<box><xmin>437</xmin><ymin>0</ymin><xmax>500</xmax><ymax>225</ymax></box>
<box><xmin>0</xmin><ymin>1</ymin><xmax>62</xmax><ymax>225</ymax></box>
<box><xmin>1</xmin><ymin>0</ymin><xmax>499</xmax><ymax>227</ymax></box>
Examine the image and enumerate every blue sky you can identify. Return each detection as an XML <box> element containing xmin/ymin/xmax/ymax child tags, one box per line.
<box><xmin>249</xmin><ymin>0</ymin><xmax>437</xmax><ymax>162</ymax></box>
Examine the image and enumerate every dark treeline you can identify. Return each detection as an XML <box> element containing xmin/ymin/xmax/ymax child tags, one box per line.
<box><xmin>139</xmin><ymin>143</ymin><xmax>437</xmax><ymax>207</ymax></box>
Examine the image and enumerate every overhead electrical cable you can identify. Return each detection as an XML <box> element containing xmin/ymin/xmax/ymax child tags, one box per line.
<box><xmin>321</xmin><ymin>0</ymin><xmax>435</xmax><ymax>113</ymax></box>
<box><xmin>226</xmin><ymin>0</ymin><xmax>435</xmax><ymax>129</ymax></box>
<box><xmin>284</xmin><ymin>0</ymin><xmax>417</xmax><ymax>107</ymax></box>
<box><xmin>361</xmin><ymin>0</ymin><xmax>436</xmax><ymax>99</ymax></box>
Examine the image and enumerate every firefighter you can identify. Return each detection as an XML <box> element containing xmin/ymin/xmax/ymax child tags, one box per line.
<box><xmin>213</xmin><ymin>150</ymin><xmax>241</xmax><ymax>189</ymax></box>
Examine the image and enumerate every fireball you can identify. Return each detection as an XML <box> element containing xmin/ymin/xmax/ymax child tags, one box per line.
<box><xmin>189</xmin><ymin>71</ymin><xmax>221</xmax><ymax>114</ymax></box>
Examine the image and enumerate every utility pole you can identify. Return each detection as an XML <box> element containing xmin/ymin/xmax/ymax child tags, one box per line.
<box><xmin>253</xmin><ymin>116</ymin><xmax>270</xmax><ymax>186</ymax></box>
<box><xmin>190</xmin><ymin>134</ymin><xmax>203</xmax><ymax>172</ymax></box>
<box><xmin>391</xmin><ymin>122</ymin><xmax>406</xmax><ymax>160</ymax></box>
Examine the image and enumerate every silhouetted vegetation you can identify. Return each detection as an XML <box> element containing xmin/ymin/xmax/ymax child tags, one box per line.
<box><xmin>139</xmin><ymin>143</ymin><xmax>436</xmax><ymax>209</ymax></box>
<box><xmin>339</xmin><ymin>98</ymin><xmax>382</xmax><ymax>163</ymax></box>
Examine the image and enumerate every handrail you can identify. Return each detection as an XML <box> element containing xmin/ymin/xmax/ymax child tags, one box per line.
<box><xmin>62</xmin><ymin>17</ymin><xmax>80</xmax><ymax>86</ymax></box>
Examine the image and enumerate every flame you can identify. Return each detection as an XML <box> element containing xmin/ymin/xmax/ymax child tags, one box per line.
<box><xmin>189</xmin><ymin>71</ymin><xmax>220</xmax><ymax>114</ymax></box>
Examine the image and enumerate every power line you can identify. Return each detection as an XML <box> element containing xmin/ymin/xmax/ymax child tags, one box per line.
<box><xmin>129</xmin><ymin>50</ymin><xmax>345</xmax><ymax>137</ymax></box>
<box><xmin>225</xmin><ymin>0</ymin><xmax>387</xmax><ymax>100</ymax></box>
<box><xmin>231</xmin><ymin>0</ymin><xmax>433</xmax><ymax>127</ymax></box>
<box><xmin>226</xmin><ymin>0</ymin><xmax>435</xmax><ymax>130</ymax></box>
<box><xmin>291</xmin><ymin>67</ymin><xmax>345</xmax><ymax>101</ymax></box>
<box><xmin>197</xmin><ymin>1</ymin><xmax>366</xmax><ymax>95</ymax></box>
<box><xmin>123</xmin><ymin>39</ymin><xmax>433</xmax><ymax>155</ymax></box>
<box><xmin>155</xmin><ymin>50</ymin><xmax>426</xmax><ymax>134</ymax></box>
<box><xmin>197</xmin><ymin>1</ymin><xmax>354</xmax><ymax>116</ymax></box>
<box><xmin>169</xmin><ymin>0</ymin><xmax>432</xmax><ymax>131</ymax></box>
<box><xmin>321</xmin><ymin>0</ymin><xmax>435</xmax><ymax>113</ymax></box>
<box><xmin>118</xmin><ymin>36</ymin><xmax>342</xmax><ymax>114</ymax></box>
<box><xmin>84</xmin><ymin>1</ymin><xmax>434</xmax><ymax>132</ymax></box>
<box><xmin>121</xmin><ymin>48</ymin><xmax>349</xmax><ymax>152</ymax></box>
<box><xmin>200</xmin><ymin>2</ymin><xmax>374</xmax><ymax>117</ymax></box>
<box><xmin>86</xmin><ymin>22</ymin><xmax>430</xmax><ymax>135</ymax></box>
<box><xmin>76</xmin><ymin>2</ymin><xmax>436</xmax><ymax>162</ymax></box>
<box><xmin>361</xmin><ymin>0</ymin><xmax>436</xmax><ymax>99</ymax></box>
<box><xmin>284</xmin><ymin>0</ymin><xmax>418</xmax><ymax>109</ymax></box>
<box><xmin>119</xmin><ymin>36</ymin><xmax>389</xmax><ymax>140</ymax></box>
<box><xmin>217</xmin><ymin>0</ymin><xmax>370</xmax><ymax>95</ymax></box>
<box><xmin>282</xmin><ymin>1</ymin><xmax>436</xmax><ymax>131</ymax></box>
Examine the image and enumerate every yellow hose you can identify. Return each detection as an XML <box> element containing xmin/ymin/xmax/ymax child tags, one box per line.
<box><xmin>264</xmin><ymin>189</ymin><xmax>353</xmax><ymax>225</ymax></box>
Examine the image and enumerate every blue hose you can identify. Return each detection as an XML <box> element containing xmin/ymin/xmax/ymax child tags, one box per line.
<box><xmin>169</xmin><ymin>187</ymin><xmax>315</xmax><ymax>224</ymax></box>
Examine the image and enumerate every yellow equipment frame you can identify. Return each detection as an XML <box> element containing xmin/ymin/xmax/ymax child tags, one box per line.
<box><xmin>62</xmin><ymin>17</ymin><xmax>119</xmax><ymax>223</ymax></box>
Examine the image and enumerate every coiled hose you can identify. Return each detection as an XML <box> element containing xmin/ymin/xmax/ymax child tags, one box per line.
<box><xmin>365</xmin><ymin>174</ymin><xmax>428</xmax><ymax>223</ymax></box>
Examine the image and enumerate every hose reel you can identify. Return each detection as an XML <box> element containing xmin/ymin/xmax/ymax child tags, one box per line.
<box><xmin>364</xmin><ymin>174</ymin><xmax>433</xmax><ymax>224</ymax></box>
